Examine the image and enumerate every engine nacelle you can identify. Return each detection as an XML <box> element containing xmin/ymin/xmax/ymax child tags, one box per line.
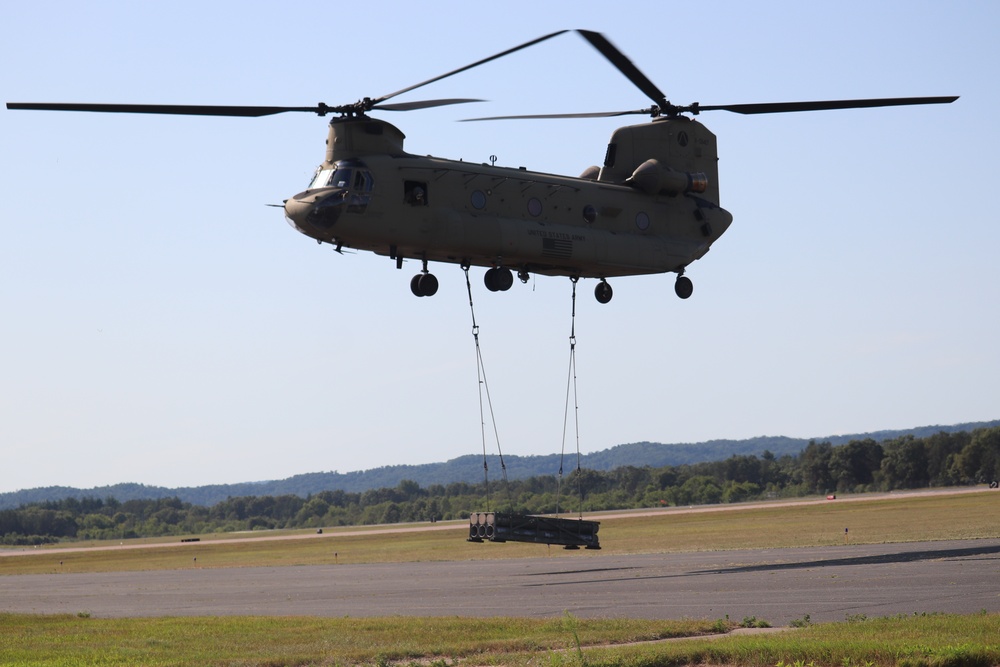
<box><xmin>625</xmin><ymin>159</ymin><xmax>708</xmax><ymax>196</ymax></box>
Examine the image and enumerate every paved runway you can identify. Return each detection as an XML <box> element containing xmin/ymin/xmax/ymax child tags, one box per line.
<box><xmin>2</xmin><ymin>539</ymin><xmax>998</xmax><ymax>625</ymax></box>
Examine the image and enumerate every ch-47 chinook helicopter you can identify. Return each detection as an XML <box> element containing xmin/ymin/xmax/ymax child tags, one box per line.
<box><xmin>8</xmin><ymin>30</ymin><xmax>956</xmax><ymax>304</ymax></box>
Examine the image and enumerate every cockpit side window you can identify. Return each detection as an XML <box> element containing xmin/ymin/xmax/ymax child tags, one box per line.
<box><xmin>331</xmin><ymin>167</ymin><xmax>353</xmax><ymax>189</ymax></box>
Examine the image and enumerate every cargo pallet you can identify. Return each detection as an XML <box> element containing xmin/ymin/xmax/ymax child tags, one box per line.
<box><xmin>468</xmin><ymin>511</ymin><xmax>600</xmax><ymax>549</ymax></box>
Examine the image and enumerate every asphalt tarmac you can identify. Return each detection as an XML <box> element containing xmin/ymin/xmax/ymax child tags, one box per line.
<box><xmin>2</xmin><ymin>538</ymin><xmax>998</xmax><ymax>625</ymax></box>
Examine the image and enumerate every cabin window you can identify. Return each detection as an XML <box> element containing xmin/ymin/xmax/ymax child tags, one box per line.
<box><xmin>405</xmin><ymin>180</ymin><xmax>428</xmax><ymax>206</ymax></box>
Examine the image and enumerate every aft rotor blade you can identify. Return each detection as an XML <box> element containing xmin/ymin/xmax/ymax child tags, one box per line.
<box><xmin>6</xmin><ymin>102</ymin><xmax>330</xmax><ymax>117</ymax></box>
<box><xmin>695</xmin><ymin>96</ymin><xmax>959</xmax><ymax>115</ymax></box>
<box><xmin>576</xmin><ymin>30</ymin><xmax>670</xmax><ymax>110</ymax></box>
<box><xmin>376</xmin><ymin>98</ymin><xmax>485</xmax><ymax>112</ymax></box>
<box><xmin>373</xmin><ymin>30</ymin><xmax>568</xmax><ymax>105</ymax></box>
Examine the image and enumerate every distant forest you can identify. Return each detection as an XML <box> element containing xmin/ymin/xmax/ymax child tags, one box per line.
<box><xmin>5</xmin><ymin>420</ymin><xmax>998</xmax><ymax>510</ymax></box>
<box><xmin>2</xmin><ymin>426</ymin><xmax>998</xmax><ymax>545</ymax></box>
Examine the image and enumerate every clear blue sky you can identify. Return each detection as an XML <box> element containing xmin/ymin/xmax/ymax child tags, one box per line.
<box><xmin>2</xmin><ymin>1</ymin><xmax>997</xmax><ymax>494</ymax></box>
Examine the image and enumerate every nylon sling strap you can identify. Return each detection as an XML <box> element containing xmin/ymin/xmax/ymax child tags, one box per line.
<box><xmin>557</xmin><ymin>277</ymin><xmax>585</xmax><ymax>518</ymax></box>
<box><xmin>463</xmin><ymin>265</ymin><xmax>511</xmax><ymax>512</ymax></box>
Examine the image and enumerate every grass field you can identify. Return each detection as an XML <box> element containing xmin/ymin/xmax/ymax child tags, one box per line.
<box><xmin>2</xmin><ymin>611</ymin><xmax>998</xmax><ymax>666</ymax></box>
<box><xmin>1</xmin><ymin>488</ymin><xmax>996</xmax><ymax>575</ymax></box>
<box><xmin>1</xmin><ymin>489</ymin><xmax>998</xmax><ymax>666</ymax></box>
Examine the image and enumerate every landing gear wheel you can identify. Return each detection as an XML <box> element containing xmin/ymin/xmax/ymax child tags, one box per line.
<box><xmin>674</xmin><ymin>275</ymin><xmax>693</xmax><ymax>299</ymax></box>
<box><xmin>595</xmin><ymin>280</ymin><xmax>613</xmax><ymax>304</ymax></box>
<box><xmin>419</xmin><ymin>273</ymin><xmax>439</xmax><ymax>297</ymax></box>
<box><xmin>484</xmin><ymin>267</ymin><xmax>513</xmax><ymax>292</ymax></box>
<box><xmin>410</xmin><ymin>273</ymin><xmax>438</xmax><ymax>297</ymax></box>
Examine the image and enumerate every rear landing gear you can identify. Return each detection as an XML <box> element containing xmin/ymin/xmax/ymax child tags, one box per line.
<box><xmin>674</xmin><ymin>274</ymin><xmax>693</xmax><ymax>299</ymax></box>
<box><xmin>594</xmin><ymin>279</ymin><xmax>613</xmax><ymax>304</ymax></box>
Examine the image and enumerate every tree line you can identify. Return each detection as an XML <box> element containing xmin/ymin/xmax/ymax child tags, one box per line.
<box><xmin>3</xmin><ymin>426</ymin><xmax>997</xmax><ymax>545</ymax></box>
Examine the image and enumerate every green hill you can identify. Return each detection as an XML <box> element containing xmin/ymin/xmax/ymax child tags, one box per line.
<box><xmin>2</xmin><ymin>420</ymin><xmax>996</xmax><ymax>509</ymax></box>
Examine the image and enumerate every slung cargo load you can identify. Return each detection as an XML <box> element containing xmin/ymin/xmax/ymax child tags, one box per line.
<box><xmin>468</xmin><ymin>512</ymin><xmax>600</xmax><ymax>549</ymax></box>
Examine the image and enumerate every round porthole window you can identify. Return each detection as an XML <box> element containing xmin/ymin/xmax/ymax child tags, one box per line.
<box><xmin>527</xmin><ymin>197</ymin><xmax>542</xmax><ymax>216</ymax></box>
<box><xmin>635</xmin><ymin>212</ymin><xmax>650</xmax><ymax>230</ymax></box>
<box><xmin>471</xmin><ymin>190</ymin><xmax>487</xmax><ymax>209</ymax></box>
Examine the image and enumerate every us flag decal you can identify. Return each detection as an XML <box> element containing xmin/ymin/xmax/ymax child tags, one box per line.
<box><xmin>542</xmin><ymin>237</ymin><xmax>573</xmax><ymax>258</ymax></box>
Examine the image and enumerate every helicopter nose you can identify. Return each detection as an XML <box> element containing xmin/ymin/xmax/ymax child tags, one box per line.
<box><xmin>283</xmin><ymin>195</ymin><xmax>311</xmax><ymax>229</ymax></box>
<box><xmin>283</xmin><ymin>190</ymin><xmax>344</xmax><ymax>238</ymax></box>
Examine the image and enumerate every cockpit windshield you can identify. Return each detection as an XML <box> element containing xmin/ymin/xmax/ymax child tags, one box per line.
<box><xmin>309</xmin><ymin>168</ymin><xmax>333</xmax><ymax>190</ymax></box>
<box><xmin>308</xmin><ymin>160</ymin><xmax>373</xmax><ymax>192</ymax></box>
<box><xmin>309</xmin><ymin>166</ymin><xmax>348</xmax><ymax>190</ymax></box>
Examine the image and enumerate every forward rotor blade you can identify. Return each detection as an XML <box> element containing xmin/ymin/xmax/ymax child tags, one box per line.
<box><xmin>5</xmin><ymin>102</ymin><xmax>334</xmax><ymax>117</ymax></box>
<box><xmin>695</xmin><ymin>96</ymin><xmax>959</xmax><ymax>115</ymax></box>
<box><xmin>9</xmin><ymin>32</ymin><xmax>567</xmax><ymax>120</ymax></box>
<box><xmin>373</xmin><ymin>30</ymin><xmax>568</xmax><ymax>106</ymax></box>
<box><xmin>462</xmin><ymin>108</ymin><xmax>652</xmax><ymax>121</ymax></box>
<box><xmin>376</xmin><ymin>98</ymin><xmax>485</xmax><ymax>112</ymax></box>
<box><xmin>576</xmin><ymin>30</ymin><xmax>670</xmax><ymax>110</ymax></box>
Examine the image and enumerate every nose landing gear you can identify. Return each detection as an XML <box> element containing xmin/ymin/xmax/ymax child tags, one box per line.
<box><xmin>484</xmin><ymin>266</ymin><xmax>514</xmax><ymax>292</ymax></box>
<box><xmin>410</xmin><ymin>273</ymin><xmax>438</xmax><ymax>297</ymax></box>
<box><xmin>411</xmin><ymin>258</ymin><xmax>439</xmax><ymax>297</ymax></box>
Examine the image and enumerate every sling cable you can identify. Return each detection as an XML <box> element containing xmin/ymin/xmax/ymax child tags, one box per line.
<box><xmin>465</xmin><ymin>269</ymin><xmax>600</xmax><ymax>550</ymax></box>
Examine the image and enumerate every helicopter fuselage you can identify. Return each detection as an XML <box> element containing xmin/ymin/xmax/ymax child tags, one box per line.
<box><xmin>8</xmin><ymin>29</ymin><xmax>956</xmax><ymax>303</ymax></box>
<box><xmin>283</xmin><ymin>115</ymin><xmax>733</xmax><ymax>298</ymax></box>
